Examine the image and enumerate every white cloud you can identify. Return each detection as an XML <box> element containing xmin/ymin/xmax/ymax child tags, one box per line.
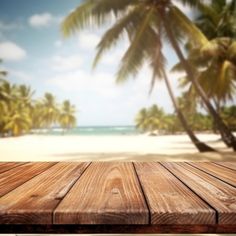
<box><xmin>0</xmin><ymin>41</ymin><xmax>26</xmax><ymax>61</ymax></box>
<box><xmin>47</xmin><ymin>70</ymin><xmax>118</xmax><ymax>96</ymax></box>
<box><xmin>51</xmin><ymin>55</ymin><xmax>83</xmax><ymax>71</ymax></box>
<box><xmin>28</xmin><ymin>12</ymin><xmax>62</xmax><ymax>28</ymax></box>
<box><xmin>78</xmin><ymin>32</ymin><xmax>100</xmax><ymax>50</ymax></box>
<box><xmin>29</xmin><ymin>13</ymin><xmax>52</xmax><ymax>27</ymax></box>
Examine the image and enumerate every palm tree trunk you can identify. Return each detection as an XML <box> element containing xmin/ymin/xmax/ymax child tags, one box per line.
<box><xmin>163</xmin><ymin>71</ymin><xmax>215</xmax><ymax>152</ymax></box>
<box><xmin>162</xmin><ymin>17</ymin><xmax>236</xmax><ymax>151</ymax></box>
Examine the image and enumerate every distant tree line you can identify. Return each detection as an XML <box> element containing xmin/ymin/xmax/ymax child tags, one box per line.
<box><xmin>0</xmin><ymin>76</ymin><xmax>76</xmax><ymax>137</ymax></box>
<box><xmin>135</xmin><ymin>104</ymin><xmax>236</xmax><ymax>135</ymax></box>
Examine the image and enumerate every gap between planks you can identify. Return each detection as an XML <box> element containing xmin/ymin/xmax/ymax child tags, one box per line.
<box><xmin>162</xmin><ymin>162</ymin><xmax>236</xmax><ymax>224</ymax></box>
<box><xmin>0</xmin><ymin>162</ymin><xmax>90</xmax><ymax>224</ymax></box>
<box><xmin>0</xmin><ymin>162</ymin><xmax>58</xmax><ymax>197</ymax></box>
<box><xmin>187</xmin><ymin>162</ymin><xmax>236</xmax><ymax>188</ymax></box>
<box><xmin>159</xmin><ymin>162</ymin><xmax>218</xmax><ymax>223</ymax></box>
<box><xmin>0</xmin><ymin>162</ymin><xmax>27</xmax><ymax>174</ymax></box>
<box><xmin>50</xmin><ymin>162</ymin><xmax>92</xmax><ymax>224</ymax></box>
<box><xmin>53</xmin><ymin>162</ymin><xmax>149</xmax><ymax>225</ymax></box>
<box><xmin>135</xmin><ymin>162</ymin><xmax>215</xmax><ymax>224</ymax></box>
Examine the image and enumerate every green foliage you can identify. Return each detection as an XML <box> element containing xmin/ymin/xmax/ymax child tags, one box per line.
<box><xmin>196</xmin><ymin>0</ymin><xmax>236</xmax><ymax>39</ymax></box>
<box><xmin>0</xmin><ymin>79</ymin><xmax>77</xmax><ymax>137</ymax></box>
<box><xmin>135</xmin><ymin>103</ymin><xmax>216</xmax><ymax>135</ymax></box>
<box><xmin>135</xmin><ymin>104</ymin><xmax>178</xmax><ymax>135</ymax></box>
<box><xmin>61</xmin><ymin>0</ymin><xmax>209</xmax><ymax>87</ymax></box>
<box><xmin>221</xmin><ymin>105</ymin><xmax>236</xmax><ymax>131</ymax></box>
<box><xmin>58</xmin><ymin>100</ymin><xmax>77</xmax><ymax>132</ymax></box>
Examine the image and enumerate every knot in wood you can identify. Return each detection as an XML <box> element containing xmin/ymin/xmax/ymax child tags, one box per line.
<box><xmin>111</xmin><ymin>188</ymin><xmax>119</xmax><ymax>195</ymax></box>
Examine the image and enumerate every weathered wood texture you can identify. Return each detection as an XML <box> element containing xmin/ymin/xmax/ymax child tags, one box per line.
<box><xmin>0</xmin><ymin>162</ymin><xmax>25</xmax><ymax>174</ymax></box>
<box><xmin>54</xmin><ymin>162</ymin><xmax>148</xmax><ymax>224</ymax></box>
<box><xmin>163</xmin><ymin>162</ymin><xmax>236</xmax><ymax>224</ymax></box>
<box><xmin>0</xmin><ymin>162</ymin><xmax>89</xmax><ymax>224</ymax></box>
<box><xmin>215</xmin><ymin>162</ymin><xmax>236</xmax><ymax>171</ymax></box>
<box><xmin>189</xmin><ymin>162</ymin><xmax>236</xmax><ymax>187</ymax></box>
<box><xmin>134</xmin><ymin>162</ymin><xmax>215</xmax><ymax>224</ymax></box>
<box><xmin>0</xmin><ymin>161</ymin><xmax>235</xmax><ymax>233</ymax></box>
<box><xmin>0</xmin><ymin>162</ymin><xmax>56</xmax><ymax>197</ymax></box>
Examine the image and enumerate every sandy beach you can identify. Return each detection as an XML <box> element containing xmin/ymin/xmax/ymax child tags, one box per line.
<box><xmin>0</xmin><ymin>133</ymin><xmax>235</xmax><ymax>162</ymax></box>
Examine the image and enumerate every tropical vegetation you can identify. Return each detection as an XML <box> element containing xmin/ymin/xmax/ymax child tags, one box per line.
<box><xmin>62</xmin><ymin>0</ymin><xmax>236</xmax><ymax>152</ymax></box>
<box><xmin>173</xmin><ymin>0</ymin><xmax>236</xmax><ymax>145</ymax></box>
<box><xmin>0</xmin><ymin>78</ymin><xmax>77</xmax><ymax>137</ymax></box>
<box><xmin>135</xmin><ymin>103</ymin><xmax>236</xmax><ymax>135</ymax></box>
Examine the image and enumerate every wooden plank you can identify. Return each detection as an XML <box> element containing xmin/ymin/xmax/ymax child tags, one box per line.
<box><xmin>134</xmin><ymin>162</ymin><xmax>215</xmax><ymax>224</ymax></box>
<box><xmin>54</xmin><ymin>162</ymin><xmax>148</xmax><ymax>224</ymax></box>
<box><xmin>0</xmin><ymin>162</ymin><xmax>25</xmax><ymax>174</ymax></box>
<box><xmin>0</xmin><ymin>162</ymin><xmax>89</xmax><ymax>224</ymax></box>
<box><xmin>0</xmin><ymin>162</ymin><xmax>56</xmax><ymax>197</ymax></box>
<box><xmin>215</xmin><ymin>162</ymin><xmax>236</xmax><ymax>171</ymax></box>
<box><xmin>190</xmin><ymin>162</ymin><xmax>236</xmax><ymax>187</ymax></box>
<box><xmin>163</xmin><ymin>162</ymin><xmax>236</xmax><ymax>224</ymax></box>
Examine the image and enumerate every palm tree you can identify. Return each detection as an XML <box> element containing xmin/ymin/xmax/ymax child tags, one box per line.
<box><xmin>196</xmin><ymin>0</ymin><xmax>236</xmax><ymax>40</ymax></box>
<box><xmin>0</xmin><ymin>71</ymin><xmax>8</xmax><ymax>128</ymax></box>
<box><xmin>30</xmin><ymin>101</ymin><xmax>46</xmax><ymax>131</ymax></box>
<box><xmin>159</xmin><ymin>4</ymin><xmax>236</xmax><ymax>150</ymax></box>
<box><xmin>176</xmin><ymin>38</ymin><xmax>236</xmax><ymax>112</ymax></box>
<box><xmin>162</xmin><ymin>71</ymin><xmax>215</xmax><ymax>151</ymax></box>
<box><xmin>4</xmin><ymin>101</ymin><xmax>31</xmax><ymax>136</ymax></box>
<box><xmin>0</xmin><ymin>75</ymin><xmax>77</xmax><ymax>136</ymax></box>
<box><xmin>0</xmin><ymin>79</ymin><xmax>17</xmax><ymax>101</ymax></box>
<box><xmin>0</xmin><ymin>99</ymin><xmax>8</xmax><ymax>136</ymax></box>
<box><xmin>221</xmin><ymin>105</ymin><xmax>236</xmax><ymax>131</ymax></box>
<box><xmin>62</xmin><ymin>0</ymin><xmax>217</xmax><ymax>151</ymax></box>
<box><xmin>18</xmin><ymin>85</ymin><xmax>34</xmax><ymax>105</ymax></box>
<box><xmin>58</xmin><ymin>100</ymin><xmax>76</xmax><ymax>133</ymax></box>
<box><xmin>42</xmin><ymin>93</ymin><xmax>59</xmax><ymax>130</ymax></box>
<box><xmin>135</xmin><ymin>105</ymin><xmax>166</xmax><ymax>135</ymax></box>
<box><xmin>147</xmin><ymin>105</ymin><xmax>166</xmax><ymax>135</ymax></box>
<box><xmin>135</xmin><ymin>108</ymin><xmax>149</xmax><ymax>133</ymax></box>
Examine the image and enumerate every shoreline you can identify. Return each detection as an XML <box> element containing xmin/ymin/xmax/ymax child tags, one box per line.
<box><xmin>0</xmin><ymin>133</ymin><xmax>235</xmax><ymax>162</ymax></box>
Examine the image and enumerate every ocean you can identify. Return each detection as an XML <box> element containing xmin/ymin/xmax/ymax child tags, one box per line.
<box><xmin>35</xmin><ymin>126</ymin><xmax>140</xmax><ymax>136</ymax></box>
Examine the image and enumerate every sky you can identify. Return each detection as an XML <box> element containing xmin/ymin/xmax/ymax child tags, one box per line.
<box><xmin>0</xmin><ymin>0</ymin><xmax>193</xmax><ymax>126</ymax></box>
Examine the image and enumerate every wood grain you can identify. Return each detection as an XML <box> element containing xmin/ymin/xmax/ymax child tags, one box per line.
<box><xmin>163</xmin><ymin>162</ymin><xmax>236</xmax><ymax>224</ymax></box>
<box><xmin>134</xmin><ymin>162</ymin><xmax>215</xmax><ymax>224</ymax></box>
<box><xmin>0</xmin><ymin>162</ymin><xmax>89</xmax><ymax>224</ymax></box>
<box><xmin>0</xmin><ymin>162</ymin><xmax>25</xmax><ymax>174</ymax></box>
<box><xmin>215</xmin><ymin>162</ymin><xmax>236</xmax><ymax>171</ymax></box>
<box><xmin>54</xmin><ymin>162</ymin><xmax>148</xmax><ymax>224</ymax></box>
<box><xmin>0</xmin><ymin>162</ymin><xmax>56</xmax><ymax>197</ymax></box>
<box><xmin>190</xmin><ymin>162</ymin><xmax>236</xmax><ymax>187</ymax></box>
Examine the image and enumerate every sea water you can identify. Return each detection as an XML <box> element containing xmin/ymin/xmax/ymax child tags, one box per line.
<box><xmin>35</xmin><ymin>126</ymin><xmax>140</xmax><ymax>136</ymax></box>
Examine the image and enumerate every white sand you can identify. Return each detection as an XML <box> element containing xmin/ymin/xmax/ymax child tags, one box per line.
<box><xmin>0</xmin><ymin>133</ymin><xmax>235</xmax><ymax>162</ymax></box>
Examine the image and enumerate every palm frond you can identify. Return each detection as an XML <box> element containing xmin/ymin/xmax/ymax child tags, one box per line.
<box><xmin>93</xmin><ymin>5</ymin><xmax>142</xmax><ymax>68</ymax></box>
<box><xmin>116</xmin><ymin>8</ymin><xmax>156</xmax><ymax>83</ymax></box>
<box><xmin>148</xmin><ymin>36</ymin><xmax>166</xmax><ymax>94</ymax></box>
<box><xmin>62</xmin><ymin>0</ymin><xmax>137</xmax><ymax>37</ymax></box>
<box><xmin>168</xmin><ymin>6</ymin><xmax>208</xmax><ymax>47</ymax></box>
<box><xmin>177</xmin><ymin>0</ymin><xmax>204</xmax><ymax>8</ymax></box>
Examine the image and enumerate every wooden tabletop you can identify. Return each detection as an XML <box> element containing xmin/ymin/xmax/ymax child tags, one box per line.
<box><xmin>0</xmin><ymin>161</ymin><xmax>236</xmax><ymax>233</ymax></box>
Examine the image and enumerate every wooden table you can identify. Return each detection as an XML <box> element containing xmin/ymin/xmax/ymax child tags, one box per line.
<box><xmin>0</xmin><ymin>161</ymin><xmax>236</xmax><ymax>233</ymax></box>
